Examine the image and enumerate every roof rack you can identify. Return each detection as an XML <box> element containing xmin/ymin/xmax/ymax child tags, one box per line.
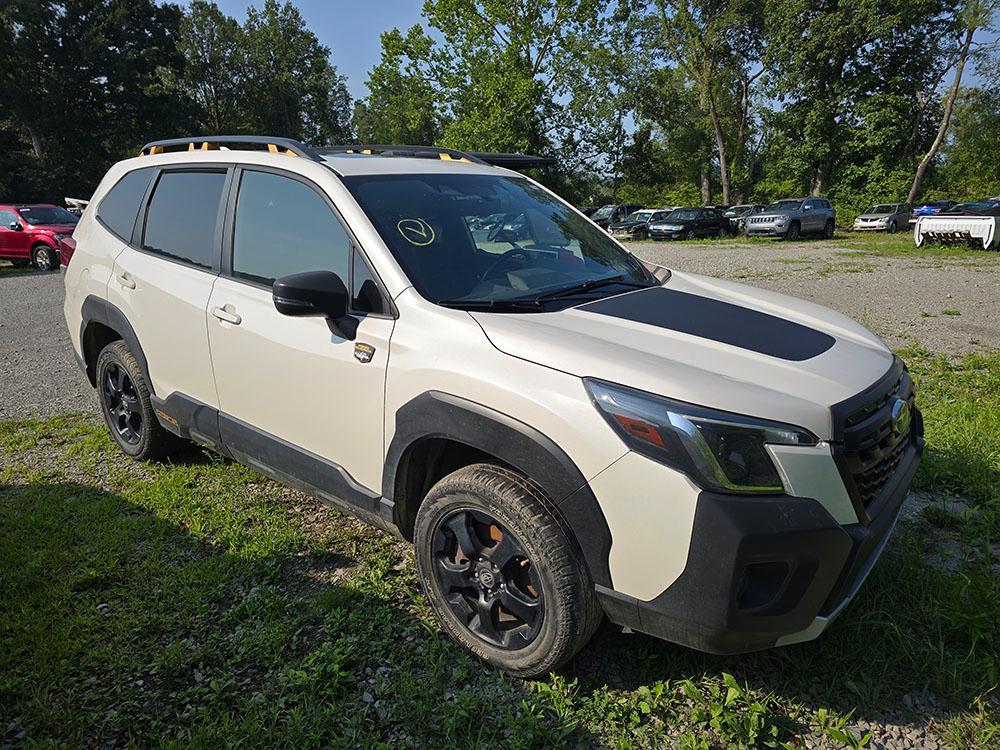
<box><xmin>319</xmin><ymin>145</ymin><xmax>554</xmax><ymax>170</ymax></box>
<box><xmin>138</xmin><ymin>136</ymin><xmax>322</xmax><ymax>161</ymax></box>
<box><xmin>318</xmin><ymin>144</ymin><xmax>487</xmax><ymax>164</ymax></box>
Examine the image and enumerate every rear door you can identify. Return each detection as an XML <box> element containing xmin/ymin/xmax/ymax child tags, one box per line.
<box><xmin>206</xmin><ymin>166</ymin><xmax>395</xmax><ymax>499</ymax></box>
<box><xmin>0</xmin><ymin>209</ymin><xmax>32</xmax><ymax>259</ymax></box>
<box><xmin>106</xmin><ymin>167</ymin><xmax>230</xmax><ymax>429</ymax></box>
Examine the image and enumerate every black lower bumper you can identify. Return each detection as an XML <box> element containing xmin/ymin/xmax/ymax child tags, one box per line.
<box><xmin>597</xmin><ymin>438</ymin><xmax>923</xmax><ymax>654</ymax></box>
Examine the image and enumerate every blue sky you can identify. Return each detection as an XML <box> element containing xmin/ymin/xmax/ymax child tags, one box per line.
<box><xmin>187</xmin><ymin>0</ymin><xmax>424</xmax><ymax>100</ymax></box>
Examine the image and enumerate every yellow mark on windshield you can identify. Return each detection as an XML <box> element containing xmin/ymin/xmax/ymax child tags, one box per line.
<box><xmin>397</xmin><ymin>218</ymin><xmax>436</xmax><ymax>246</ymax></box>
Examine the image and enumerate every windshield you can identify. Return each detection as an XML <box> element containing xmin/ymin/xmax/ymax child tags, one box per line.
<box><xmin>343</xmin><ymin>174</ymin><xmax>652</xmax><ymax>308</ymax></box>
<box><xmin>623</xmin><ymin>210</ymin><xmax>655</xmax><ymax>223</ymax></box>
<box><xmin>18</xmin><ymin>205</ymin><xmax>79</xmax><ymax>225</ymax></box>
<box><xmin>589</xmin><ymin>204</ymin><xmax>615</xmax><ymax>221</ymax></box>
<box><xmin>765</xmin><ymin>200</ymin><xmax>802</xmax><ymax>212</ymax></box>
<box><xmin>667</xmin><ymin>208</ymin><xmax>700</xmax><ymax>221</ymax></box>
<box><xmin>725</xmin><ymin>205</ymin><xmax>753</xmax><ymax>217</ymax></box>
<box><xmin>868</xmin><ymin>205</ymin><xmax>896</xmax><ymax>214</ymax></box>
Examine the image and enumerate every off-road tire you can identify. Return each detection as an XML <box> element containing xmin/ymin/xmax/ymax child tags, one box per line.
<box><xmin>96</xmin><ymin>340</ymin><xmax>185</xmax><ymax>460</ymax></box>
<box><xmin>414</xmin><ymin>463</ymin><xmax>602</xmax><ymax>678</ymax></box>
<box><xmin>32</xmin><ymin>245</ymin><xmax>58</xmax><ymax>271</ymax></box>
<box><xmin>822</xmin><ymin>220</ymin><xmax>835</xmax><ymax>239</ymax></box>
<box><xmin>785</xmin><ymin>221</ymin><xmax>801</xmax><ymax>241</ymax></box>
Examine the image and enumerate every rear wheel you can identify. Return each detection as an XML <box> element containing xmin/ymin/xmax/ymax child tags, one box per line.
<box><xmin>822</xmin><ymin>220</ymin><xmax>835</xmax><ymax>239</ymax></box>
<box><xmin>785</xmin><ymin>221</ymin><xmax>800</xmax><ymax>241</ymax></box>
<box><xmin>414</xmin><ymin>464</ymin><xmax>601</xmax><ymax>678</ymax></box>
<box><xmin>31</xmin><ymin>245</ymin><xmax>58</xmax><ymax>271</ymax></box>
<box><xmin>96</xmin><ymin>341</ymin><xmax>185</xmax><ymax>460</ymax></box>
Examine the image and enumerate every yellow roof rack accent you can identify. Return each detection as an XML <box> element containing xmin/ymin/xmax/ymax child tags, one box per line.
<box><xmin>138</xmin><ymin>136</ymin><xmax>322</xmax><ymax>160</ymax></box>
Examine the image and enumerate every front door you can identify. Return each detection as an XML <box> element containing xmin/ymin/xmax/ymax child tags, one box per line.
<box><xmin>0</xmin><ymin>209</ymin><xmax>30</xmax><ymax>259</ymax></box>
<box><xmin>207</xmin><ymin>167</ymin><xmax>394</xmax><ymax>500</ymax></box>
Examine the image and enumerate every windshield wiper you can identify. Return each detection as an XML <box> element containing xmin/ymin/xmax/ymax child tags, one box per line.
<box><xmin>533</xmin><ymin>275</ymin><xmax>654</xmax><ymax>302</ymax></box>
<box><xmin>437</xmin><ymin>298</ymin><xmax>544</xmax><ymax>312</ymax></box>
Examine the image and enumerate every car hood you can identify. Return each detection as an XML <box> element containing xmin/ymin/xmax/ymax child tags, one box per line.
<box><xmin>27</xmin><ymin>223</ymin><xmax>77</xmax><ymax>234</ymax></box>
<box><xmin>651</xmin><ymin>217</ymin><xmax>696</xmax><ymax>226</ymax></box>
<box><xmin>857</xmin><ymin>213</ymin><xmax>891</xmax><ymax>220</ymax></box>
<box><xmin>609</xmin><ymin>220</ymin><xmax>646</xmax><ymax>230</ymax></box>
<box><xmin>470</xmin><ymin>271</ymin><xmax>893</xmax><ymax>440</ymax></box>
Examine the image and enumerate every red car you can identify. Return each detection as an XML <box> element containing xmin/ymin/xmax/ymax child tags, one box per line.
<box><xmin>0</xmin><ymin>203</ymin><xmax>78</xmax><ymax>270</ymax></box>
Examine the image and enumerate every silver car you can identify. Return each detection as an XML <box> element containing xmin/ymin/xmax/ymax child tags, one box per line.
<box><xmin>853</xmin><ymin>203</ymin><xmax>911</xmax><ymax>233</ymax></box>
<box><xmin>745</xmin><ymin>197</ymin><xmax>837</xmax><ymax>240</ymax></box>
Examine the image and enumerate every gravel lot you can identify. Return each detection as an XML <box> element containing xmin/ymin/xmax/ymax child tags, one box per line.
<box><xmin>2</xmin><ymin>237</ymin><xmax>998</xmax><ymax>420</ymax></box>
<box><xmin>627</xmin><ymin>236</ymin><xmax>1000</xmax><ymax>356</ymax></box>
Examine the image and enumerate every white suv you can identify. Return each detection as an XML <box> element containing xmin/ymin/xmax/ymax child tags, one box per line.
<box><xmin>64</xmin><ymin>137</ymin><xmax>923</xmax><ymax>677</ymax></box>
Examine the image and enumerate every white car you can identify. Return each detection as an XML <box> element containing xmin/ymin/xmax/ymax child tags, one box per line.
<box><xmin>64</xmin><ymin>137</ymin><xmax>923</xmax><ymax>677</ymax></box>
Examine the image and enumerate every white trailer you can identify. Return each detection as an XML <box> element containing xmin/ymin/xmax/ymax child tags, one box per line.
<box><xmin>914</xmin><ymin>206</ymin><xmax>1000</xmax><ymax>251</ymax></box>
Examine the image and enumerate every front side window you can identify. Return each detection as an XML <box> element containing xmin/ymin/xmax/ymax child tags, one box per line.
<box><xmin>232</xmin><ymin>170</ymin><xmax>350</xmax><ymax>287</ymax></box>
<box><xmin>18</xmin><ymin>205</ymin><xmax>79</xmax><ymax>226</ymax></box>
<box><xmin>343</xmin><ymin>174</ymin><xmax>653</xmax><ymax>308</ymax></box>
<box><xmin>98</xmin><ymin>168</ymin><xmax>154</xmax><ymax>240</ymax></box>
<box><xmin>142</xmin><ymin>170</ymin><xmax>227</xmax><ymax>268</ymax></box>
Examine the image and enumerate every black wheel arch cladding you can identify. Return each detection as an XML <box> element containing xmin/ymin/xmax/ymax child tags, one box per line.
<box><xmin>80</xmin><ymin>295</ymin><xmax>154</xmax><ymax>393</ymax></box>
<box><xmin>384</xmin><ymin>391</ymin><xmax>614</xmax><ymax>587</ymax></box>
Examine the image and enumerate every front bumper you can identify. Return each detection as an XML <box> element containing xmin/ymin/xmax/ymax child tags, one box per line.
<box><xmin>597</xmin><ymin>429</ymin><xmax>923</xmax><ymax>654</ymax></box>
<box><xmin>648</xmin><ymin>228</ymin><xmax>685</xmax><ymax>239</ymax></box>
<box><xmin>852</xmin><ymin>223</ymin><xmax>887</xmax><ymax>232</ymax></box>
<box><xmin>745</xmin><ymin>224</ymin><xmax>787</xmax><ymax>236</ymax></box>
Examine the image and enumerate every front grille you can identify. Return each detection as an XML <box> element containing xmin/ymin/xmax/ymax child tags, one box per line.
<box><xmin>838</xmin><ymin>369</ymin><xmax>914</xmax><ymax>513</ymax></box>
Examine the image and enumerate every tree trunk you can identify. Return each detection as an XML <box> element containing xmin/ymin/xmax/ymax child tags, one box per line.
<box><xmin>700</xmin><ymin>167</ymin><xmax>711</xmax><ymax>204</ymax></box>
<box><xmin>26</xmin><ymin>126</ymin><xmax>44</xmax><ymax>161</ymax></box>
<box><xmin>706</xmin><ymin>89</ymin><xmax>731</xmax><ymax>205</ymax></box>
<box><xmin>908</xmin><ymin>24</ymin><xmax>976</xmax><ymax>204</ymax></box>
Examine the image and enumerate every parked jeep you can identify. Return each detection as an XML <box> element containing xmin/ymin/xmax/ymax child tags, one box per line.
<box><xmin>745</xmin><ymin>198</ymin><xmax>836</xmax><ymax>240</ymax></box>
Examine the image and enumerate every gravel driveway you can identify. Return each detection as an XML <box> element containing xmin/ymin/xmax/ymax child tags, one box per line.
<box><xmin>2</xmin><ymin>238</ymin><xmax>998</xmax><ymax>420</ymax></box>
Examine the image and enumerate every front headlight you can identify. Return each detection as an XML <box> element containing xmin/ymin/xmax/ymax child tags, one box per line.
<box><xmin>774</xmin><ymin>217</ymin><xmax>787</xmax><ymax>225</ymax></box>
<box><xmin>585</xmin><ymin>379</ymin><xmax>817</xmax><ymax>494</ymax></box>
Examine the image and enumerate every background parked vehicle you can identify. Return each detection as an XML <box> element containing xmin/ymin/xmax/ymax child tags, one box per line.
<box><xmin>745</xmin><ymin>197</ymin><xmax>836</xmax><ymax>240</ymax></box>
<box><xmin>723</xmin><ymin>204</ymin><xmax>766</xmax><ymax>234</ymax></box>
<box><xmin>590</xmin><ymin>203</ymin><xmax>644</xmax><ymax>229</ymax></box>
<box><xmin>608</xmin><ymin>208</ymin><xmax>673</xmax><ymax>240</ymax></box>
<box><xmin>908</xmin><ymin>200</ymin><xmax>955</xmax><ymax>226</ymax></box>
<box><xmin>647</xmin><ymin>207</ymin><xmax>728</xmax><ymax>240</ymax></box>
<box><xmin>852</xmin><ymin>203</ymin><xmax>911</xmax><ymax>233</ymax></box>
<box><xmin>914</xmin><ymin>200</ymin><xmax>1000</xmax><ymax>250</ymax></box>
<box><xmin>58</xmin><ymin>235</ymin><xmax>77</xmax><ymax>267</ymax></box>
<box><xmin>0</xmin><ymin>203</ymin><xmax>78</xmax><ymax>270</ymax></box>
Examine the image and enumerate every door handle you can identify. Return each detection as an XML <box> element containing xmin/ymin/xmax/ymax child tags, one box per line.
<box><xmin>117</xmin><ymin>272</ymin><xmax>136</xmax><ymax>290</ymax></box>
<box><xmin>211</xmin><ymin>306</ymin><xmax>242</xmax><ymax>325</ymax></box>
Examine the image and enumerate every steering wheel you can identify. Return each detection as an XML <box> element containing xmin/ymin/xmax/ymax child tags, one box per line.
<box><xmin>481</xmin><ymin>248</ymin><xmax>530</xmax><ymax>281</ymax></box>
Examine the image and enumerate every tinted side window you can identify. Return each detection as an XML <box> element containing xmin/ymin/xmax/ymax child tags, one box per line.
<box><xmin>142</xmin><ymin>171</ymin><xmax>226</xmax><ymax>268</ymax></box>
<box><xmin>232</xmin><ymin>170</ymin><xmax>350</xmax><ymax>287</ymax></box>
<box><xmin>351</xmin><ymin>248</ymin><xmax>387</xmax><ymax>315</ymax></box>
<box><xmin>97</xmin><ymin>168</ymin><xmax>154</xmax><ymax>240</ymax></box>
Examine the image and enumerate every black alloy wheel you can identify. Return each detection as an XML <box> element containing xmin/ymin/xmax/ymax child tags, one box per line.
<box><xmin>685</xmin><ymin>228</ymin><xmax>696</xmax><ymax>240</ymax></box>
<box><xmin>823</xmin><ymin>220</ymin><xmax>835</xmax><ymax>239</ymax></box>
<box><xmin>102</xmin><ymin>362</ymin><xmax>142</xmax><ymax>445</ymax></box>
<box><xmin>431</xmin><ymin>507</ymin><xmax>543</xmax><ymax>649</ymax></box>
<box><xmin>786</xmin><ymin>221</ymin><xmax>801</xmax><ymax>241</ymax></box>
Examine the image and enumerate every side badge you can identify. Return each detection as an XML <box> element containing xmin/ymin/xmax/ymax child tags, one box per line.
<box><xmin>354</xmin><ymin>342</ymin><xmax>376</xmax><ymax>363</ymax></box>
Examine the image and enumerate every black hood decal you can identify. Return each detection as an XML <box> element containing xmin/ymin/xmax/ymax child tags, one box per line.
<box><xmin>580</xmin><ymin>287</ymin><xmax>835</xmax><ymax>361</ymax></box>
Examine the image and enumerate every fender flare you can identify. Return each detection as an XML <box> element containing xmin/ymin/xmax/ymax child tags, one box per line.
<box><xmin>79</xmin><ymin>295</ymin><xmax>153</xmax><ymax>393</ymax></box>
<box><xmin>383</xmin><ymin>391</ymin><xmax>613</xmax><ymax>587</ymax></box>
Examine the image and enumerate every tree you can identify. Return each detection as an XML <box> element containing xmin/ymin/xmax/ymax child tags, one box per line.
<box><xmin>241</xmin><ymin>0</ymin><xmax>352</xmax><ymax>144</ymax></box>
<box><xmin>354</xmin><ymin>26</ymin><xmax>443</xmax><ymax>145</ymax></box>
<box><xmin>0</xmin><ymin>0</ymin><xmax>193</xmax><ymax>199</ymax></box>
<box><xmin>907</xmin><ymin>0</ymin><xmax>1000</xmax><ymax>202</ymax></box>
<box><xmin>654</xmin><ymin>0</ymin><xmax>765</xmax><ymax>205</ymax></box>
<box><xmin>168</xmin><ymin>0</ymin><xmax>246</xmax><ymax>134</ymax></box>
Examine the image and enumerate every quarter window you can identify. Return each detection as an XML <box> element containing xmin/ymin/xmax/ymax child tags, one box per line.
<box><xmin>0</xmin><ymin>209</ymin><xmax>17</xmax><ymax>227</ymax></box>
<box><xmin>97</xmin><ymin>168</ymin><xmax>154</xmax><ymax>241</ymax></box>
<box><xmin>142</xmin><ymin>170</ymin><xmax>227</xmax><ymax>268</ymax></box>
<box><xmin>232</xmin><ymin>170</ymin><xmax>350</xmax><ymax>287</ymax></box>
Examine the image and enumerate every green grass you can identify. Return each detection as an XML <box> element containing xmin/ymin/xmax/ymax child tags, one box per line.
<box><xmin>2</xmin><ymin>348</ymin><xmax>999</xmax><ymax>747</ymax></box>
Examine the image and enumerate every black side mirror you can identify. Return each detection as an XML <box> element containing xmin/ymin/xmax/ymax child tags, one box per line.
<box><xmin>9</xmin><ymin>221</ymin><xmax>22</xmax><ymax>231</ymax></box>
<box><xmin>272</xmin><ymin>270</ymin><xmax>358</xmax><ymax>340</ymax></box>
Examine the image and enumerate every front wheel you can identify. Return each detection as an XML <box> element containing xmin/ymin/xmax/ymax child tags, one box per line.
<box><xmin>32</xmin><ymin>245</ymin><xmax>58</xmax><ymax>271</ymax></box>
<box><xmin>684</xmin><ymin>229</ymin><xmax>696</xmax><ymax>240</ymax></box>
<box><xmin>414</xmin><ymin>464</ymin><xmax>602</xmax><ymax>678</ymax></box>
<box><xmin>785</xmin><ymin>222</ymin><xmax>801</xmax><ymax>241</ymax></box>
<box><xmin>887</xmin><ymin>221</ymin><xmax>897</xmax><ymax>234</ymax></box>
